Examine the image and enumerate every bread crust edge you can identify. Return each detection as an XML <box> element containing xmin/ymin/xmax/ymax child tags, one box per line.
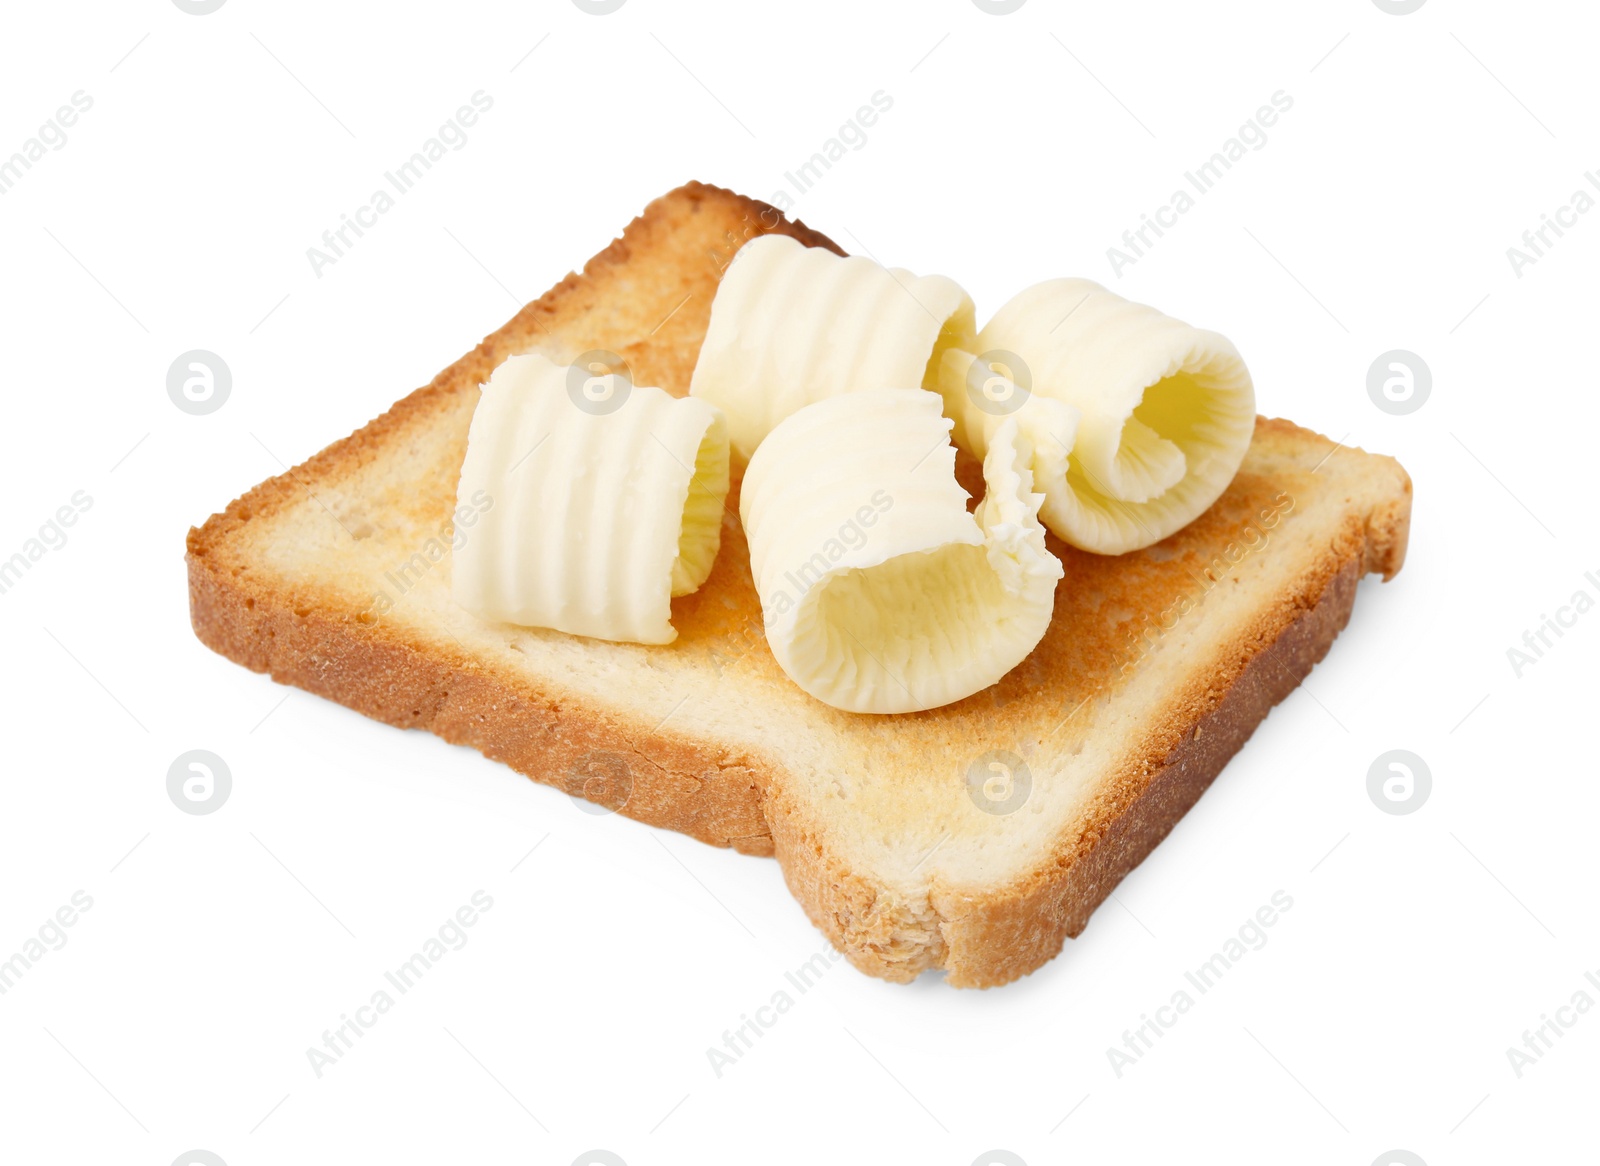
<box><xmin>768</xmin><ymin>519</ymin><xmax>1379</xmax><ymax>988</ymax></box>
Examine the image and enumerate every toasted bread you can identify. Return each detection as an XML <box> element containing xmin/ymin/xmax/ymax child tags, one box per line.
<box><xmin>187</xmin><ymin>182</ymin><xmax>1411</xmax><ymax>987</ymax></box>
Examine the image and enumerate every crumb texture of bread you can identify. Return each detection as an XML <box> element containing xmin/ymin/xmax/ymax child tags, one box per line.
<box><xmin>188</xmin><ymin>182</ymin><xmax>1413</xmax><ymax>985</ymax></box>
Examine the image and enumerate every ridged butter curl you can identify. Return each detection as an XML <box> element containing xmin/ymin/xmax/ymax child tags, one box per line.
<box><xmin>690</xmin><ymin>234</ymin><xmax>976</xmax><ymax>461</ymax></box>
<box><xmin>452</xmin><ymin>353</ymin><xmax>728</xmax><ymax>644</ymax></box>
<box><xmin>937</xmin><ymin>279</ymin><xmax>1255</xmax><ymax>555</ymax></box>
<box><xmin>741</xmin><ymin>389</ymin><xmax>1061</xmax><ymax>714</ymax></box>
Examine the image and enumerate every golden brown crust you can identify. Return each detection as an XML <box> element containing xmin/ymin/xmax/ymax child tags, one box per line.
<box><xmin>189</xmin><ymin>559</ymin><xmax>779</xmax><ymax>855</ymax></box>
<box><xmin>769</xmin><ymin>536</ymin><xmax>1366</xmax><ymax>986</ymax></box>
<box><xmin>949</xmin><ymin>558</ymin><xmax>1359</xmax><ymax>986</ymax></box>
<box><xmin>186</xmin><ymin>183</ymin><xmax>1413</xmax><ymax>984</ymax></box>
<box><xmin>1251</xmin><ymin>415</ymin><xmax>1413</xmax><ymax>580</ymax></box>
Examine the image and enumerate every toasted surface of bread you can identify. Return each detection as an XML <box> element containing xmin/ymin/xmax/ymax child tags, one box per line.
<box><xmin>187</xmin><ymin>182</ymin><xmax>1412</xmax><ymax>987</ymax></box>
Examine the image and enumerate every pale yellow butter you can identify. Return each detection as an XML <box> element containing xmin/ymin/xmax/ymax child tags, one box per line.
<box><xmin>937</xmin><ymin>279</ymin><xmax>1256</xmax><ymax>555</ymax></box>
<box><xmin>690</xmin><ymin>234</ymin><xmax>976</xmax><ymax>460</ymax></box>
<box><xmin>452</xmin><ymin>353</ymin><xmax>728</xmax><ymax>644</ymax></box>
<box><xmin>741</xmin><ymin>389</ymin><xmax>1061</xmax><ymax>714</ymax></box>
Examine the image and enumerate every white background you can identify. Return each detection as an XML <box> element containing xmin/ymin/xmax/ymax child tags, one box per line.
<box><xmin>1</xmin><ymin>1</ymin><xmax>1595</xmax><ymax>1163</ymax></box>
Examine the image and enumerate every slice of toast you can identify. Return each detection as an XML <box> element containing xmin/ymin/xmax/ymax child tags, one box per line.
<box><xmin>187</xmin><ymin>182</ymin><xmax>1412</xmax><ymax>987</ymax></box>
